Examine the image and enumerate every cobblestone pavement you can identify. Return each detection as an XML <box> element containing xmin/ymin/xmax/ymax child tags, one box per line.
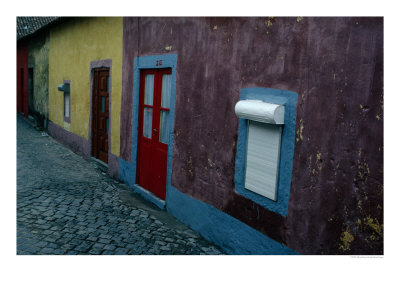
<box><xmin>17</xmin><ymin>115</ymin><xmax>224</xmax><ymax>255</ymax></box>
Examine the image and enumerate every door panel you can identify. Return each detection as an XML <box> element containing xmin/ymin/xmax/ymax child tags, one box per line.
<box><xmin>92</xmin><ymin>69</ymin><xmax>110</xmax><ymax>163</ymax></box>
<box><xmin>137</xmin><ymin>68</ymin><xmax>172</xmax><ymax>200</ymax></box>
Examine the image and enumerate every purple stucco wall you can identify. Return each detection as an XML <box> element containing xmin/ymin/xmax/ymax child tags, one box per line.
<box><xmin>120</xmin><ymin>17</ymin><xmax>383</xmax><ymax>254</ymax></box>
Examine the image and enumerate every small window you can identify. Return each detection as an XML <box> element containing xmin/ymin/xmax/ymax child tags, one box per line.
<box><xmin>64</xmin><ymin>92</ymin><xmax>70</xmax><ymax>118</ymax></box>
<box><xmin>234</xmin><ymin>89</ymin><xmax>298</xmax><ymax>217</ymax></box>
<box><xmin>62</xmin><ymin>81</ymin><xmax>71</xmax><ymax>123</ymax></box>
<box><xmin>235</xmin><ymin>100</ymin><xmax>284</xmax><ymax>201</ymax></box>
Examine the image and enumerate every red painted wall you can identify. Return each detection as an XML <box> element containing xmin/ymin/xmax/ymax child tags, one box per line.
<box><xmin>17</xmin><ymin>41</ymin><xmax>29</xmax><ymax>118</ymax></box>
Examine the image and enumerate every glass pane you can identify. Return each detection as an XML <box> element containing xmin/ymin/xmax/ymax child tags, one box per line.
<box><xmin>101</xmin><ymin>96</ymin><xmax>105</xmax><ymax>112</ymax></box>
<box><xmin>159</xmin><ymin>110</ymin><xmax>169</xmax><ymax>144</ymax></box>
<box><xmin>160</xmin><ymin>74</ymin><xmax>172</xmax><ymax>108</ymax></box>
<box><xmin>64</xmin><ymin>93</ymin><xmax>70</xmax><ymax>118</ymax></box>
<box><xmin>144</xmin><ymin>74</ymin><xmax>154</xmax><ymax>105</ymax></box>
<box><xmin>106</xmin><ymin>117</ymin><xmax>109</xmax><ymax>133</ymax></box>
<box><xmin>143</xmin><ymin>107</ymin><xmax>153</xmax><ymax>139</ymax></box>
<box><xmin>106</xmin><ymin>76</ymin><xmax>110</xmax><ymax>92</ymax></box>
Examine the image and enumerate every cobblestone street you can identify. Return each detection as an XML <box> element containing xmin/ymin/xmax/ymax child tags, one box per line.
<box><xmin>16</xmin><ymin>115</ymin><xmax>223</xmax><ymax>255</ymax></box>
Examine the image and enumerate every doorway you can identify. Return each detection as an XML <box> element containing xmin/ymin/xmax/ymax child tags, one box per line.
<box><xmin>91</xmin><ymin>68</ymin><xmax>110</xmax><ymax>164</ymax></box>
<box><xmin>137</xmin><ymin>68</ymin><xmax>172</xmax><ymax>200</ymax></box>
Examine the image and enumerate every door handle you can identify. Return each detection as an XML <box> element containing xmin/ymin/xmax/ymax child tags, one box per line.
<box><xmin>153</xmin><ymin>129</ymin><xmax>158</xmax><ymax>132</ymax></box>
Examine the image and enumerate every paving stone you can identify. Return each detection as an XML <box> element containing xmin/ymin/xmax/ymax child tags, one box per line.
<box><xmin>47</xmin><ymin>242</ymin><xmax>59</xmax><ymax>249</ymax></box>
<box><xmin>155</xmin><ymin>240</ymin><xmax>167</xmax><ymax>246</ymax></box>
<box><xmin>91</xmin><ymin>243</ymin><xmax>106</xmax><ymax>250</ymax></box>
<box><xmin>86</xmin><ymin>236</ymin><xmax>98</xmax><ymax>242</ymax></box>
<box><xmin>41</xmin><ymin>247</ymin><xmax>55</xmax><ymax>254</ymax></box>
<box><xmin>103</xmin><ymin>245</ymin><xmax>116</xmax><ymax>251</ymax></box>
<box><xmin>43</xmin><ymin>236</ymin><xmax>59</xmax><ymax>243</ymax></box>
<box><xmin>99</xmin><ymin>234</ymin><xmax>113</xmax><ymax>240</ymax></box>
<box><xmin>165</xmin><ymin>237</ymin><xmax>174</xmax><ymax>243</ymax></box>
<box><xmin>97</xmin><ymin>238</ymin><xmax>110</xmax><ymax>244</ymax></box>
<box><xmin>34</xmin><ymin>241</ymin><xmax>48</xmax><ymax>248</ymax></box>
<box><xmin>74</xmin><ymin>244</ymin><xmax>92</xmax><ymax>253</ymax></box>
<box><xmin>52</xmin><ymin>249</ymin><xmax>66</xmax><ymax>255</ymax></box>
<box><xmin>88</xmin><ymin>248</ymin><xmax>103</xmax><ymax>255</ymax></box>
<box><xmin>114</xmin><ymin>248</ymin><xmax>129</xmax><ymax>255</ymax></box>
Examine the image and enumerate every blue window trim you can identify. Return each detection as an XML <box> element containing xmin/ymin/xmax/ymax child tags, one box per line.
<box><xmin>119</xmin><ymin>54</ymin><xmax>177</xmax><ymax>209</ymax></box>
<box><xmin>234</xmin><ymin>87</ymin><xmax>298</xmax><ymax>216</ymax></box>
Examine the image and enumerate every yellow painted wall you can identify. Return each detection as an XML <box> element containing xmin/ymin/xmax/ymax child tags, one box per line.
<box><xmin>49</xmin><ymin>17</ymin><xmax>122</xmax><ymax>156</ymax></box>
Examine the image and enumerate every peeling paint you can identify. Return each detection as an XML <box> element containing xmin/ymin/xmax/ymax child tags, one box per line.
<box><xmin>357</xmin><ymin>200</ymin><xmax>362</xmax><ymax>210</ymax></box>
<box><xmin>213</xmin><ymin>25</ymin><xmax>217</xmax><ymax>30</ymax></box>
<box><xmin>265</xmin><ymin>17</ymin><xmax>274</xmax><ymax>28</ymax></box>
<box><xmin>334</xmin><ymin>162</ymin><xmax>340</xmax><ymax>176</ymax></box>
<box><xmin>316</xmin><ymin>152</ymin><xmax>322</xmax><ymax>161</ymax></box>
<box><xmin>165</xmin><ymin>46</ymin><xmax>172</xmax><ymax>51</ymax></box>
<box><xmin>265</xmin><ymin>17</ymin><xmax>274</xmax><ymax>34</ymax></box>
<box><xmin>296</xmin><ymin>17</ymin><xmax>304</xmax><ymax>22</ymax></box>
<box><xmin>187</xmin><ymin>155</ymin><xmax>194</xmax><ymax>178</ymax></box>
<box><xmin>344</xmin><ymin>205</ymin><xmax>349</xmax><ymax>217</ymax></box>
<box><xmin>339</xmin><ymin>226</ymin><xmax>354</xmax><ymax>252</ymax></box>
<box><xmin>207</xmin><ymin>158</ymin><xmax>216</xmax><ymax>168</ymax></box>
<box><xmin>308</xmin><ymin>155</ymin><xmax>313</xmax><ymax>173</ymax></box>
<box><xmin>364</xmin><ymin>216</ymin><xmax>383</xmax><ymax>237</ymax></box>
<box><xmin>357</xmin><ymin>158</ymin><xmax>370</xmax><ymax>182</ymax></box>
<box><xmin>296</xmin><ymin>118</ymin><xmax>304</xmax><ymax>142</ymax></box>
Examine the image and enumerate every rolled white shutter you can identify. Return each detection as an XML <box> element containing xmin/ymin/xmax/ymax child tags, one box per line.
<box><xmin>235</xmin><ymin>100</ymin><xmax>285</xmax><ymax>124</ymax></box>
<box><xmin>245</xmin><ymin>121</ymin><xmax>281</xmax><ymax>200</ymax></box>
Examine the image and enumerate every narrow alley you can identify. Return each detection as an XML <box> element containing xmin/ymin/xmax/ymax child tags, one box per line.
<box><xmin>16</xmin><ymin>115</ymin><xmax>223</xmax><ymax>255</ymax></box>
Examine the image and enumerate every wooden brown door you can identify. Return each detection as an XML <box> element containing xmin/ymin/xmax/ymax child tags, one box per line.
<box><xmin>92</xmin><ymin>69</ymin><xmax>110</xmax><ymax>163</ymax></box>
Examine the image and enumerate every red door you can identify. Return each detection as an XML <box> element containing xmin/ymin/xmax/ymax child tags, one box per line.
<box><xmin>92</xmin><ymin>69</ymin><xmax>110</xmax><ymax>163</ymax></box>
<box><xmin>137</xmin><ymin>68</ymin><xmax>172</xmax><ymax>200</ymax></box>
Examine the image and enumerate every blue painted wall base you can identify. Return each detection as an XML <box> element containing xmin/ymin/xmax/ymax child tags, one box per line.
<box><xmin>167</xmin><ymin>186</ymin><xmax>298</xmax><ymax>255</ymax></box>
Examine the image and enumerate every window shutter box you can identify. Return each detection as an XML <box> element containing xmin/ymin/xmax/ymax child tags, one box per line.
<box><xmin>234</xmin><ymin>100</ymin><xmax>285</xmax><ymax>124</ymax></box>
<box><xmin>58</xmin><ymin>83</ymin><xmax>70</xmax><ymax>93</ymax></box>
